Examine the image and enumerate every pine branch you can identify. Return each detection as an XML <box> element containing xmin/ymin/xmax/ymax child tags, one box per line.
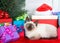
<box><xmin>0</xmin><ymin>0</ymin><xmax>25</xmax><ymax>20</ymax></box>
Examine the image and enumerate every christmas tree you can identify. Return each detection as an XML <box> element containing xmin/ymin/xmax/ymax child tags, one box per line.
<box><xmin>0</xmin><ymin>0</ymin><xmax>26</xmax><ymax>20</ymax></box>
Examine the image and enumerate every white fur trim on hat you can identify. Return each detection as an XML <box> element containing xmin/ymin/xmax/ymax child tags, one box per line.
<box><xmin>32</xmin><ymin>15</ymin><xmax>58</xmax><ymax>19</ymax></box>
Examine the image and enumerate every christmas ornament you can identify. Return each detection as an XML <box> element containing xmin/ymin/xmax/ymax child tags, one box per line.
<box><xmin>0</xmin><ymin>10</ymin><xmax>10</xmax><ymax>19</ymax></box>
<box><xmin>4</xmin><ymin>12</ymin><xmax>10</xmax><ymax>19</ymax></box>
<box><xmin>0</xmin><ymin>10</ymin><xmax>4</xmax><ymax>19</ymax></box>
<box><xmin>0</xmin><ymin>0</ymin><xmax>25</xmax><ymax>20</ymax></box>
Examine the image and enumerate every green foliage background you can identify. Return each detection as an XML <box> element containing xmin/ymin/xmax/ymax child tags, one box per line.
<box><xmin>0</xmin><ymin>0</ymin><xmax>25</xmax><ymax>20</ymax></box>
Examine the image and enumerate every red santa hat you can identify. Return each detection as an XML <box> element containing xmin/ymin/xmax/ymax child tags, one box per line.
<box><xmin>36</xmin><ymin>3</ymin><xmax>52</xmax><ymax>12</ymax></box>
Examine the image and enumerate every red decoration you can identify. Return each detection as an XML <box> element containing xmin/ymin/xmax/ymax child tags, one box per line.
<box><xmin>0</xmin><ymin>10</ymin><xmax>10</xmax><ymax>19</ymax></box>
<box><xmin>0</xmin><ymin>18</ymin><xmax>12</xmax><ymax>23</ymax></box>
<box><xmin>4</xmin><ymin>12</ymin><xmax>10</xmax><ymax>19</ymax></box>
<box><xmin>0</xmin><ymin>10</ymin><xmax>4</xmax><ymax>19</ymax></box>
<box><xmin>0</xmin><ymin>10</ymin><xmax>12</xmax><ymax>23</ymax></box>
<box><xmin>36</xmin><ymin>4</ymin><xmax>52</xmax><ymax>12</ymax></box>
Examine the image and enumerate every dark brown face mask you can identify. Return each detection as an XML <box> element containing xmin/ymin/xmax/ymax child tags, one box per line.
<box><xmin>26</xmin><ymin>24</ymin><xmax>34</xmax><ymax>31</ymax></box>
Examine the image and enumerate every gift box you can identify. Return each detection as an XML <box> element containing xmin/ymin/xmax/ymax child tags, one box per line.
<box><xmin>32</xmin><ymin>15</ymin><xmax>58</xmax><ymax>28</ymax></box>
<box><xmin>0</xmin><ymin>25</ymin><xmax>19</xmax><ymax>43</ymax></box>
<box><xmin>13</xmin><ymin>20</ymin><xmax>25</xmax><ymax>33</ymax></box>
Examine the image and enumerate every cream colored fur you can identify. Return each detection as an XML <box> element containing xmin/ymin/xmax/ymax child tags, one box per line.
<box><xmin>24</xmin><ymin>21</ymin><xmax>57</xmax><ymax>40</ymax></box>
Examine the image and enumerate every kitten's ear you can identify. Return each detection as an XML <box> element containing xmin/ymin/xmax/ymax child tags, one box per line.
<box><xmin>34</xmin><ymin>20</ymin><xmax>38</xmax><ymax>26</ymax></box>
<box><xmin>25</xmin><ymin>16</ymin><xmax>32</xmax><ymax>22</ymax></box>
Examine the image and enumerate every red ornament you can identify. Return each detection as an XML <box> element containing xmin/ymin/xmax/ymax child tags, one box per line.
<box><xmin>4</xmin><ymin>12</ymin><xmax>10</xmax><ymax>19</ymax></box>
<box><xmin>0</xmin><ymin>16</ymin><xmax>3</xmax><ymax>18</ymax></box>
<box><xmin>0</xmin><ymin>10</ymin><xmax>4</xmax><ymax>19</ymax></box>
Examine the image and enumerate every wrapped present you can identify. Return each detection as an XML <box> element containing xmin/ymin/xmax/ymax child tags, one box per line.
<box><xmin>0</xmin><ymin>27</ymin><xmax>3</xmax><ymax>37</ymax></box>
<box><xmin>13</xmin><ymin>20</ymin><xmax>25</xmax><ymax>33</ymax></box>
<box><xmin>0</xmin><ymin>25</ymin><xmax>19</xmax><ymax>43</ymax></box>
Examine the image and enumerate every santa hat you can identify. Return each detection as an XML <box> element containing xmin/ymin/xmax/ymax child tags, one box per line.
<box><xmin>36</xmin><ymin>3</ymin><xmax>52</xmax><ymax>12</ymax></box>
